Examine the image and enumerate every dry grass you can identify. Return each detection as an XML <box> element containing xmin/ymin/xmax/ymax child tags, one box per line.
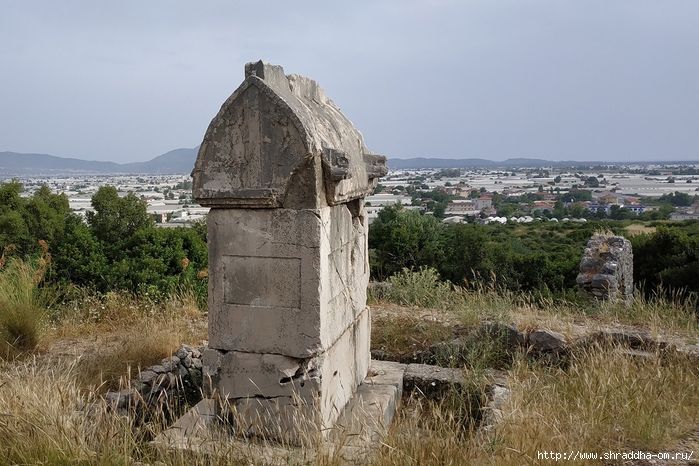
<box><xmin>0</xmin><ymin>358</ymin><xmax>133</xmax><ymax>465</ymax></box>
<box><xmin>4</xmin><ymin>344</ymin><xmax>699</xmax><ymax>466</ymax></box>
<box><xmin>368</xmin><ymin>397</ymin><xmax>476</xmax><ymax>466</ymax></box>
<box><xmin>41</xmin><ymin>289</ymin><xmax>208</xmax><ymax>391</ymax></box>
<box><xmin>479</xmin><ymin>346</ymin><xmax>699</xmax><ymax>464</ymax></box>
<box><xmin>2</xmin><ymin>264</ymin><xmax>699</xmax><ymax>464</ymax></box>
<box><xmin>626</xmin><ymin>224</ymin><xmax>657</xmax><ymax>236</ymax></box>
<box><xmin>599</xmin><ymin>288</ymin><xmax>699</xmax><ymax>338</ymax></box>
<box><xmin>366</xmin><ymin>270</ymin><xmax>699</xmax><ymax>464</ymax></box>
<box><xmin>0</xmin><ymin>246</ymin><xmax>53</xmax><ymax>357</ymax></box>
<box><xmin>369</xmin><ymin>345</ymin><xmax>699</xmax><ymax>466</ymax></box>
<box><xmin>372</xmin><ymin>315</ymin><xmax>452</xmax><ymax>358</ymax></box>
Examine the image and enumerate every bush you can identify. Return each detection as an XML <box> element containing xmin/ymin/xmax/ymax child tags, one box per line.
<box><xmin>384</xmin><ymin>267</ymin><xmax>452</xmax><ymax>308</ymax></box>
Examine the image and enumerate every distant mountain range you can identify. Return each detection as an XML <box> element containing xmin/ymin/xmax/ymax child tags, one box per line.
<box><xmin>0</xmin><ymin>147</ymin><xmax>200</xmax><ymax>175</ymax></box>
<box><xmin>0</xmin><ymin>148</ymin><xmax>695</xmax><ymax>175</ymax></box>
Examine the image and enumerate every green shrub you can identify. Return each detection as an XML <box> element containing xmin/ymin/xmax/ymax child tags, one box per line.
<box><xmin>384</xmin><ymin>267</ymin><xmax>452</xmax><ymax>308</ymax></box>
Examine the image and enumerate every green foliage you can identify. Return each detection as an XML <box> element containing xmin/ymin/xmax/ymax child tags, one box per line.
<box><xmin>369</xmin><ymin>205</ymin><xmax>442</xmax><ymax>279</ymax></box>
<box><xmin>657</xmin><ymin>191</ymin><xmax>696</xmax><ymax>207</ymax></box>
<box><xmin>497</xmin><ymin>204</ymin><xmax>519</xmax><ymax>218</ymax></box>
<box><xmin>61</xmin><ymin>188</ymin><xmax>208</xmax><ymax>299</ymax></box>
<box><xmin>630</xmin><ymin>225</ymin><xmax>699</xmax><ymax>296</ymax></box>
<box><xmin>609</xmin><ymin>205</ymin><xmax>636</xmax><ymax>220</ymax></box>
<box><xmin>368</xmin><ymin>205</ymin><xmax>654</xmax><ymax>296</ymax></box>
<box><xmin>0</xmin><ymin>181</ymin><xmax>72</xmax><ymax>259</ymax></box>
<box><xmin>561</xmin><ymin>190</ymin><xmax>592</xmax><ymax>203</ymax></box>
<box><xmin>436</xmin><ymin>168</ymin><xmax>461</xmax><ymax>178</ymax></box>
<box><xmin>86</xmin><ymin>186</ymin><xmax>153</xmax><ymax>246</ymax></box>
<box><xmin>0</xmin><ymin>181</ymin><xmax>208</xmax><ymax>304</ymax></box>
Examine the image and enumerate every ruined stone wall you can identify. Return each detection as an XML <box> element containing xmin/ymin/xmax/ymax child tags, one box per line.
<box><xmin>105</xmin><ymin>344</ymin><xmax>205</xmax><ymax>415</ymax></box>
<box><xmin>576</xmin><ymin>233</ymin><xmax>633</xmax><ymax>303</ymax></box>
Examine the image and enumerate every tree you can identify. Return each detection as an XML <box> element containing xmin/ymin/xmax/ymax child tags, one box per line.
<box><xmin>553</xmin><ymin>200</ymin><xmax>565</xmax><ymax>219</ymax></box>
<box><xmin>51</xmin><ymin>216</ymin><xmax>108</xmax><ymax>288</ymax></box>
<box><xmin>631</xmin><ymin>226</ymin><xmax>699</xmax><ymax>297</ymax></box>
<box><xmin>658</xmin><ymin>191</ymin><xmax>693</xmax><ymax>207</ymax></box>
<box><xmin>0</xmin><ymin>182</ymin><xmax>75</xmax><ymax>259</ymax></box>
<box><xmin>368</xmin><ymin>205</ymin><xmax>441</xmax><ymax>279</ymax></box>
<box><xmin>609</xmin><ymin>205</ymin><xmax>633</xmax><ymax>220</ymax></box>
<box><xmin>497</xmin><ymin>204</ymin><xmax>518</xmax><ymax>218</ymax></box>
<box><xmin>23</xmin><ymin>185</ymin><xmax>71</xmax><ymax>250</ymax></box>
<box><xmin>87</xmin><ymin>187</ymin><xmax>153</xmax><ymax>246</ymax></box>
<box><xmin>561</xmin><ymin>190</ymin><xmax>592</xmax><ymax>203</ymax></box>
<box><xmin>433</xmin><ymin>202</ymin><xmax>447</xmax><ymax>219</ymax></box>
<box><xmin>659</xmin><ymin>204</ymin><xmax>676</xmax><ymax>219</ymax></box>
<box><xmin>569</xmin><ymin>204</ymin><xmax>586</xmax><ymax>218</ymax></box>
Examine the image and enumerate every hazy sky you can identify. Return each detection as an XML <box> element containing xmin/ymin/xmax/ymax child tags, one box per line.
<box><xmin>1</xmin><ymin>1</ymin><xmax>697</xmax><ymax>163</ymax></box>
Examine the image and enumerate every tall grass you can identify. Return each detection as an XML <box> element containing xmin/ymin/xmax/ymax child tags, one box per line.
<box><xmin>374</xmin><ymin>268</ymin><xmax>699</xmax><ymax>339</ymax></box>
<box><xmin>479</xmin><ymin>346</ymin><xmax>699</xmax><ymax>464</ymax></box>
<box><xmin>599</xmin><ymin>286</ymin><xmax>699</xmax><ymax>335</ymax></box>
<box><xmin>0</xmin><ymin>244</ymin><xmax>54</xmax><ymax>357</ymax></box>
<box><xmin>369</xmin><ymin>345</ymin><xmax>699</xmax><ymax>466</ymax></box>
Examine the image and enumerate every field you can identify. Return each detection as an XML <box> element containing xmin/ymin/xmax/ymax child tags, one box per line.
<box><xmin>2</xmin><ymin>265</ymin><xmax>699</xmax><ymax>465</ymax></box>
<box><xmin>625</xmin><ymin>224</ymin><xmax>657</xmax><ymax>236</ymax></box>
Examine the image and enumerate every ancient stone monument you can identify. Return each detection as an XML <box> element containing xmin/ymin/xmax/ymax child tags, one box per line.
<box><xmin>191</xmin><ymin>60</ymin><xmax>388</xmax><ymax>442</ymax></box>
<box><xmin>576</xmin><ymin>233</ymin><xmax>633</xmax><ymax>303</ymax></box>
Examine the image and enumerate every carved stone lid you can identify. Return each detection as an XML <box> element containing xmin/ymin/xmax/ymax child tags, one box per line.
<box><xmin>192</xmin><ymin>61</ymin><xmax>387</xmax><ymax>209</ymax></box>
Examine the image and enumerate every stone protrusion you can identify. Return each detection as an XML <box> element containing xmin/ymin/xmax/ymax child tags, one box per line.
<box><xmin>576</xmin><ymin>233</ymin><xmax>633</xmax><ymax>303</ymax></box>
<box><xmin>528</xmin><ymin>329</ymin><xmax>568</xmax><ymax>353</ymax></box>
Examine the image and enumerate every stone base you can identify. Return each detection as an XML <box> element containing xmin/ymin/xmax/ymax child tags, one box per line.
<box><xmin>203</xmin><ymin>308</ymin><xmax>371</xmax><ymax>443</ymax></box>
<box><xmin>153</xmin><ymin>360</ymin><xmax>405</xmax><ymax>463</ymax></box>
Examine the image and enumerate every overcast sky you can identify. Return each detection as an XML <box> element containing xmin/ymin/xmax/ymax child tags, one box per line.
<box><xmin>1</xmin><ymin>1</ymin><xmax>697</xmax><ymax>164</ymax></box>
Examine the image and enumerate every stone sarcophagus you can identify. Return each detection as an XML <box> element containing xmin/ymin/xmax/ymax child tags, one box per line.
<box><xmin>192</xmin><ymin>61</ymin><xmax>387</xmax><ymax>441</ymax></box>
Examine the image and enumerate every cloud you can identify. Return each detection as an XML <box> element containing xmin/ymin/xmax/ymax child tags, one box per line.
<box><xmin>0</xmin><ymin>0</ymin><xmax>697</xmax><ymax>163</ymax></box>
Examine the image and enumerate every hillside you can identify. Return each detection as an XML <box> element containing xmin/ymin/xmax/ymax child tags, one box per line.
<box><xmin>0</xmin><ymin>146</ymin><xmax>199</xmax><ymax>175</ymax></box>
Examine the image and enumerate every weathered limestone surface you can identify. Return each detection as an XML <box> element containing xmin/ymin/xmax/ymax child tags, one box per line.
<box><xmin>192</xmin><ymin>60</ymin><xmax>386</xmax><ymax>209</ymax></box>
<box><xmin>206</xmin><ymin>202</ymin><xmax>368</xmax><ymax>357</ymax></box>
<box><xmin>202</xmin><ymin>309</ymin><xmax>370</xmax><ymax>438</ymax></box>
<box><xmin>576</xmin><ymin>233</ymin><xmax>633</xmax><ymax>303</ymax></box>
<box><xmin>192</xmin><ymin>60</ymin><xmax>386</xmax><ymax>442</ymax></box>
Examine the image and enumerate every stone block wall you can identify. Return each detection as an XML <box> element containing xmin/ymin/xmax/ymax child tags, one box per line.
<box><xmin>202</xmin><ymin>202</ymin><xmax>371</xmax><ymax>438</ymax></box>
